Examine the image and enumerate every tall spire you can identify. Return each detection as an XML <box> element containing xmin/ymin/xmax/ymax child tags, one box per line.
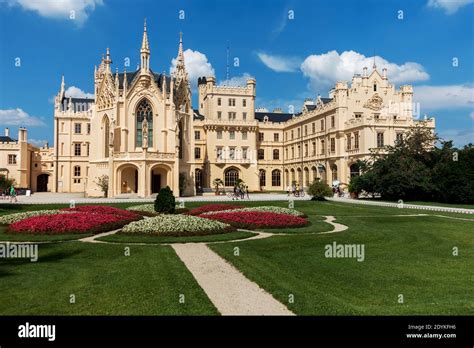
<box><xmin>174</xmin><ymin>32</ymin><xmax>187</xmax><ymax>81</ymax></box>
<box><xmin>60</xmin><ymin>75</ymin><xmax>65</xmax><ymax>95</ymax></box>
<box><xmin>140</xmin><ymin>18</ymin><xmax>150</xmax><ymax>72</ymax></box>
<box><xmin>104</xmin><ymin>47</ymin><xmax>112</xmax><ymax>73</ymax></box>
<box><xmin>176</xmin><ymin>31</ymin><xmax>185</xmax><ymax>70</ymax></box>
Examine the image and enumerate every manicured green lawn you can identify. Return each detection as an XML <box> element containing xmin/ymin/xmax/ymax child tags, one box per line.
<box><xmin>0</xmin><ymin>242</ymin><xmax>218</xmax><ymax>315</ymax></box>
<box><xmin>0</xmin><ymin>200</ymin><xmax>472</xmax><ymax>315</ymax></box>
<box><xmin>210</xmin><ymin>213</ymin><xmax>474</xmax><ymax>315</ymax></box>
<box><xmin>98</xmin><ymin>230</ymin><xmax>256</xmax><ymax>244</ymax></box>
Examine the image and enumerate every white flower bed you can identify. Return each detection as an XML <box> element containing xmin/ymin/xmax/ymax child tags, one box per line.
<box><xmin>126</xmin><ymin>204</ymin><xmax>156</xmax><ymax>214</ymax></box>
<box><xmin>121</xmin><ymin>214</ymin><xmax>234</xmax><ymax>236</ymax></box>
<box><xmin>0</xmin><ymin>209</ymin><xmax>62</xmax><ymax>224</ymax></box>
<box><xmin>201</xmin><ymin>206</ymin><xmax>305</xmax><ymax>217</ymax></box>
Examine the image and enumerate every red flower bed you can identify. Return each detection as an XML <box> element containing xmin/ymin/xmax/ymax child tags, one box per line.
<box><xmin>9</xmin><ymin>206</ymin><xmax>142</xmax><ymax>235</ymax></box>
<box><xmin>187</xmin><ymin>204</ymin><xmax>244</xmax><ymax>216</ymax></box>
<box><xmin>203</xmin><ymin>211</ymin><xmax>309</xmax><ymax>229</ymax></box>
<box><xmin>61</xmin><ymin>205</ymin><xmax>140</xmax><ymax>219</ymax></box>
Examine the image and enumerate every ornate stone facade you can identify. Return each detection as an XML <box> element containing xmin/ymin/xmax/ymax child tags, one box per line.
<box><xmin>1</xmin><ymin>22</ymin><xmax>435</xmax><ymax>197</ymax></box>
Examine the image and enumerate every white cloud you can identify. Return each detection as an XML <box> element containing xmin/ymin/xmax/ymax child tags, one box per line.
<box><xmin>65</xmin><ymin>86</ymin><xmax>94</xmax><ymax>99</ymax></box>
<box><xmin>0</xmin><ymin>108</ymin><xmax>46</xmax><ymax>127</ymax></box>
<box><xmin>7</xmin><ymin>0</ymin><xmax>103</xmax><ymax>24</ymax></box>
<box><xmin>257</xmin><ymin>53</ymin><xmax>300</xmax><ymax>72</ymax></box>
<box><xmin>413</xmin><ymin>84</ymin><xmax>474</xmax><ymax>110</ymax></box>
<box><xmin>427</xmin><ymin>0</ymin><xmax>474</xmax><ymax>14</ymax></box>
<box><xmin>438</xmin><ymin>128</ymin><xmax>474</xmax><ymax>147</ymax></box>
<box><xmin>300</xmin><ymin>50</ymin><xmax>429</xmax><ymax>93</ymax></box>
<box><xmin>219</xmin><ymin>73</ymin><xmax>254</xmax><ymax>87</ymax></box>
<box><xmin>170</xmin><ymin>49</ymin><xmax>215</xmax><ymax>90</ymax></box>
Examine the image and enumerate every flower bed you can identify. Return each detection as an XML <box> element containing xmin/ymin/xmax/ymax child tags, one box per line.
<box><xmin>8</xmin><ymin>212</ymin><xmax>136</xmax><ymax>235</ymax></box>
<box><xmin>201</xmin><ymin>206</ymin><xmax>306</xmax><ymax>217</ymax></box>
<box><xmin>121</xmin><ymin>214</ymin><xmax>235</xmax><ymax>236</ymax></box>
<box><xmin>61</xmin><ymin>205</ymin><xmax>140</xmax><ymax>219</ymax></box>
<box><xmin>203</xmin><ymin>211</ymin><xmax>309</xmax><ymax>229</ymax></box>
<box><xmin>0</xmin><ymin>210</ymin><xmax>62</xmax><ymax>225</ymax></box>
<box><xmin>126</xmin><ymin>204</ymin><xmax>157</xmax><ymax>216</ymax></box>
<box><xmin>186</xmin><ymin>204</ymin><xmax>244</xmax><ymax>216</ymax></box>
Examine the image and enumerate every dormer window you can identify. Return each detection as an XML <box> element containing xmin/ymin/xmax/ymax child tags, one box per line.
<box><xmin>263</xmin><ymin>115</ymin><xmax>269</xmax><ymax>122</ymax></box>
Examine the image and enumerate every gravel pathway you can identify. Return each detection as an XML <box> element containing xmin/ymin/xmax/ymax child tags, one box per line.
<box><xmin>172</xmin><ymin>243</ymin><xmax>295</xmax><ymax>316</ymax></box>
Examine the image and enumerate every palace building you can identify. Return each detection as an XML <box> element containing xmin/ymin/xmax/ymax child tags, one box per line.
<box><xmin>0</xmin><ymin>21</ymin><xmax>435</xmax><ymax>197</ymax></box>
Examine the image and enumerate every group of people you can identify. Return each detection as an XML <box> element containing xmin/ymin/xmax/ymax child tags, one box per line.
<box><xmin>232</xmin><ymin>185</ymin><xmax>250</xmax><ymax>200</ymax></box>
<box><xmin>1</xmin><ymin>185</ymin><xmax>18</xmax><ymax>202</ymax></box>
<box><xmin>286</xmin><ymin>183</ymin><xmax>304</xmax><ymax>197</ymax></box>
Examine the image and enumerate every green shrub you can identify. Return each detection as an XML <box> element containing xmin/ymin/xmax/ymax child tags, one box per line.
<box><xmin>308</xmin><ymin>180</ymin><xmax>333</xmax><ymax>201</ymax></box>
<box><xmin>154</xmin><ymin>186</ymin><xmax>176</xmax><ymax>214</ymax></box>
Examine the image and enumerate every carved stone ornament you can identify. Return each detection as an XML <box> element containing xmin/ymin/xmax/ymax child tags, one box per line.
<box><xmin>363</xmin><ymin>93</ymin><xmax>383</xmax><ymax>111</ymax></box>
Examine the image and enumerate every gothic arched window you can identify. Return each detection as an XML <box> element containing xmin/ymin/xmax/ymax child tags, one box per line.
<box><xmin>224</xmin><ymin>168</ymin><xmax>239</xmax><ymax>187</ymax></box>
<box><xmin>103</xmin><ymin>115</ymin><xmax>109</xmax><ymax>158</ymax></box>
<box><xmin>136</xmin><ymin>99</ymin><xmax>153</xmax><ymax>147</ymax></box>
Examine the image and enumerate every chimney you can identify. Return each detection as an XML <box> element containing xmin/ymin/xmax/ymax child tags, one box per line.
<box><xmin>5</xmin><ymin>128</ymin><xmax>9</xmax><ymax>137</ymax></box>
<box><xmin>18</xmin><ymin>127</ymin><xmax>27</xmax><ymax>142</ymax></box>
<box><xmin>272</xmin><ymin>108</ymin><xmax>283</xmax><ymax>113</ymax></box>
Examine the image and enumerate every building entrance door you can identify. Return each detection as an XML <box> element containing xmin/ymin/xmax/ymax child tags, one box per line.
<box><xmin>151</xmin><ymin>174</ymin><xmax>161</xmax><ymax>193</ymax></box>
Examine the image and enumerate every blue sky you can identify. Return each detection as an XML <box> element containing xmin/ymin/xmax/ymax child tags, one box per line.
<box><xmin>0</xmin><ymin>0</ymin><xmax>473</xmax><ymax>147</ymax></box>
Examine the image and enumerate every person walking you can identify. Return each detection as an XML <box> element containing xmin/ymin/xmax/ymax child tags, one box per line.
<box><xmin>9</xmin><ymin>185</ymin><xmax>17</xmax><ymax>203</ymax></box>
<box><xmin>245</xmin><ymin>185</ymin><xmax>250</xmax><ymax>199</ymax></box>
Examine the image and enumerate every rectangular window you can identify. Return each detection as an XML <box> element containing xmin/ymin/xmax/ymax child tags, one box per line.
<box><xmin>331</xmin><ymin>116</ymin><xmax>335</xmax><ymax>128</ymax></box>
<box><xmin>228</xmin><ymin>98</ymin><xmax>236</xmax><ymax>107</ymax></box>
<box><xmin>242</xmin><ymin>147</ymin><xmax>248</xmax><ymax>159</ymax></box>
<box><xmin>377</xmin><ymin>132</ymin><xmax>384</xmax><ymax>147</ymax></box>
<box><xmin>291</xmin><ymin>130</ymin><xmax>294</xmax><ymax>140</ymax></box>
<box><xmin>258</xmin><ymin>149</ymin><xmax>265</xmax><ymax>160</ymax></box>
<box><xmin>321</xmin><ymin>120</ymin><xmax>324</xmax><ymax>131</ymax></box>
<box><xmin>242</xmin><ymin>112</ymin><xmax>247</xmax><ymax>120</ymax></box>
<box><xmin>194</xmin><ymin>131</ymin><xmax>201</xmax><ymax>140</ymax></box>
<box><xmin>217</xmin><ymin>147</ymin><xmax>223</xmax><ymax>160</ymax></box>
<box><xmin>74</xmin><ymin>123</ymin><xmax>81</xmax><ymax>134</ymax></box>
<box><xmin>87</xmin><ymin>123</ymin><xmax>91</xmax><ymax>134</ymax></box>
<box><xmin>285</xmin><ymin>148</ymin><xmax>288</xmax><ymax>160</ymax></box>
<box><xmin>217</xmin><ymin>98</ymin><xmax>221</xmax><ymax>106</ymax></box>
<box><xmin>312</xmin><ymin>122</ymin><xmax>315</xmax><ymax>133</ymax></box>
<box><xmin>320</xmin><ymin>140</ymin><xmax>325</xmax><ymax>154</ymax></box>
<box><xmin>228</xmin><ymin>112</ymin><xmax>236</xmax><ymax>120</ymax></box>
<box><xmin>242</xmin><ymin>131</ymin><xmax>247</xmax><ymax>140</ymax></box>
<box><xmin>291</xmin><ymin>147</ymin><xmax>294</xmax><ymax>158</ymax></box>
<box><xmin>229</xmin><ymin>147</ymin><xmax>235</xmax><ymax>160</ymax></box>
<box><xmin>354</xmin><ymin>132</ymin><xmax>359</xmax><ymax>149</ymax></box>
<box><xmin>297</xmin><ymin>145</ymin><xmax>301</xmax><ymax>158</ymax></box>
<box><xmin>217</xmin><ymin>130</ymin><xmax>223</xmax><ymax>139</ymax></box>
<box><xmin>304</xmin><ymin>143</ymin><xmax>308</xmax><ymax>157</ymax></box>
<box><xmin>274</xmin><ymin>133</ymin><xmax>279</xmax><ymax>142</ymax></box>
<box><xmin>74</xmin><ymin>143</ymin><xmax>81</xmax><ymax>156</ymax></box>
<box><xmin>87</xmin><ymin>143</ymin><xmax>90</xmax><ymax>156</ymax></box>
<box><xmin>194</xmin><ymin>147</ymin><xmax>201</xmax><ymax>159</ymax></box>
<box><xmin>297</xmin><ymin>128</ymin><xmax>301</xmax><ymax>138</ymax></box>
<box><xmin>74</xmin><ymin>166</ymin><xmax>81</xmax><ymax>177</ymax></box>
<box><xmin>330</xmin><ymin>138</ymin><xmax>335</xmax><ymax>152</ymax></box>
<box><xmin>312</xmin><ymin>141</ymin><xmax>316</xmax><ymax>156</ymax></box>
<box><xmin>243</xmin><ymin>99</ymin><xmax>247</xmax><ymax>107</ymax></box>
<box><xmin>273</xmin><ymin>149</ymin><xmax>279</xmax><ymax>160</ymax></box>
<box><xmin>354</xmin><ymin>113</ymin><xmax>362</xmax><ymax>119</ymax></box>
<box><xmin>229</xmin><ymin>131</ymin><xmax>235</xmax><ymax>140</ymax></box>
<box><xmin>347</xmin><ymin>134</ymin><xmax>351</xmax><ymax>150</ymax></box>
<box><xmin>259</xmin><ymin>132</ymin><xmax>264</xmax><ymax>142</ymax></box>
<box><xmin>8</xmin><ymin>154</ymin><xmax>17</xmax><ymax>165</ymax></box>
<box><xmin>217</xmin><ymin>111</ymin><xmax>222</xmax><ymax>120</ymax></box>
<box><xmin>304</xmin><ymin>125</ymin><xmax>308</xmax><ymax>136</ymax></box>
<box><xmin>396</xmin><ymin>132</ymin><xmax>403</xmax><ymax>145</ymax></box>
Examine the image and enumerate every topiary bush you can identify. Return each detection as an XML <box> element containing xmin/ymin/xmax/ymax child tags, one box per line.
<box><xmin>154</xmin><ymin>186</ymin><xmax>176</xmax><ymax>214</ymax></box>
<box><xmin>308</xmin><ymin>180</ymin><xmax>333</xmax><ymax>201</ymax></box>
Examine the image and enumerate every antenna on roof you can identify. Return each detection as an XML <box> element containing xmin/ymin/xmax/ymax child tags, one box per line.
<box><xmin>226</xmin><ymin>41</ymin><xmax>230</xmax><ymax>85</ymax></box>
<box><xmin>373</xmin><ymin>48</ymin><xmax>377</xmax><ymax>70</ymax></box>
